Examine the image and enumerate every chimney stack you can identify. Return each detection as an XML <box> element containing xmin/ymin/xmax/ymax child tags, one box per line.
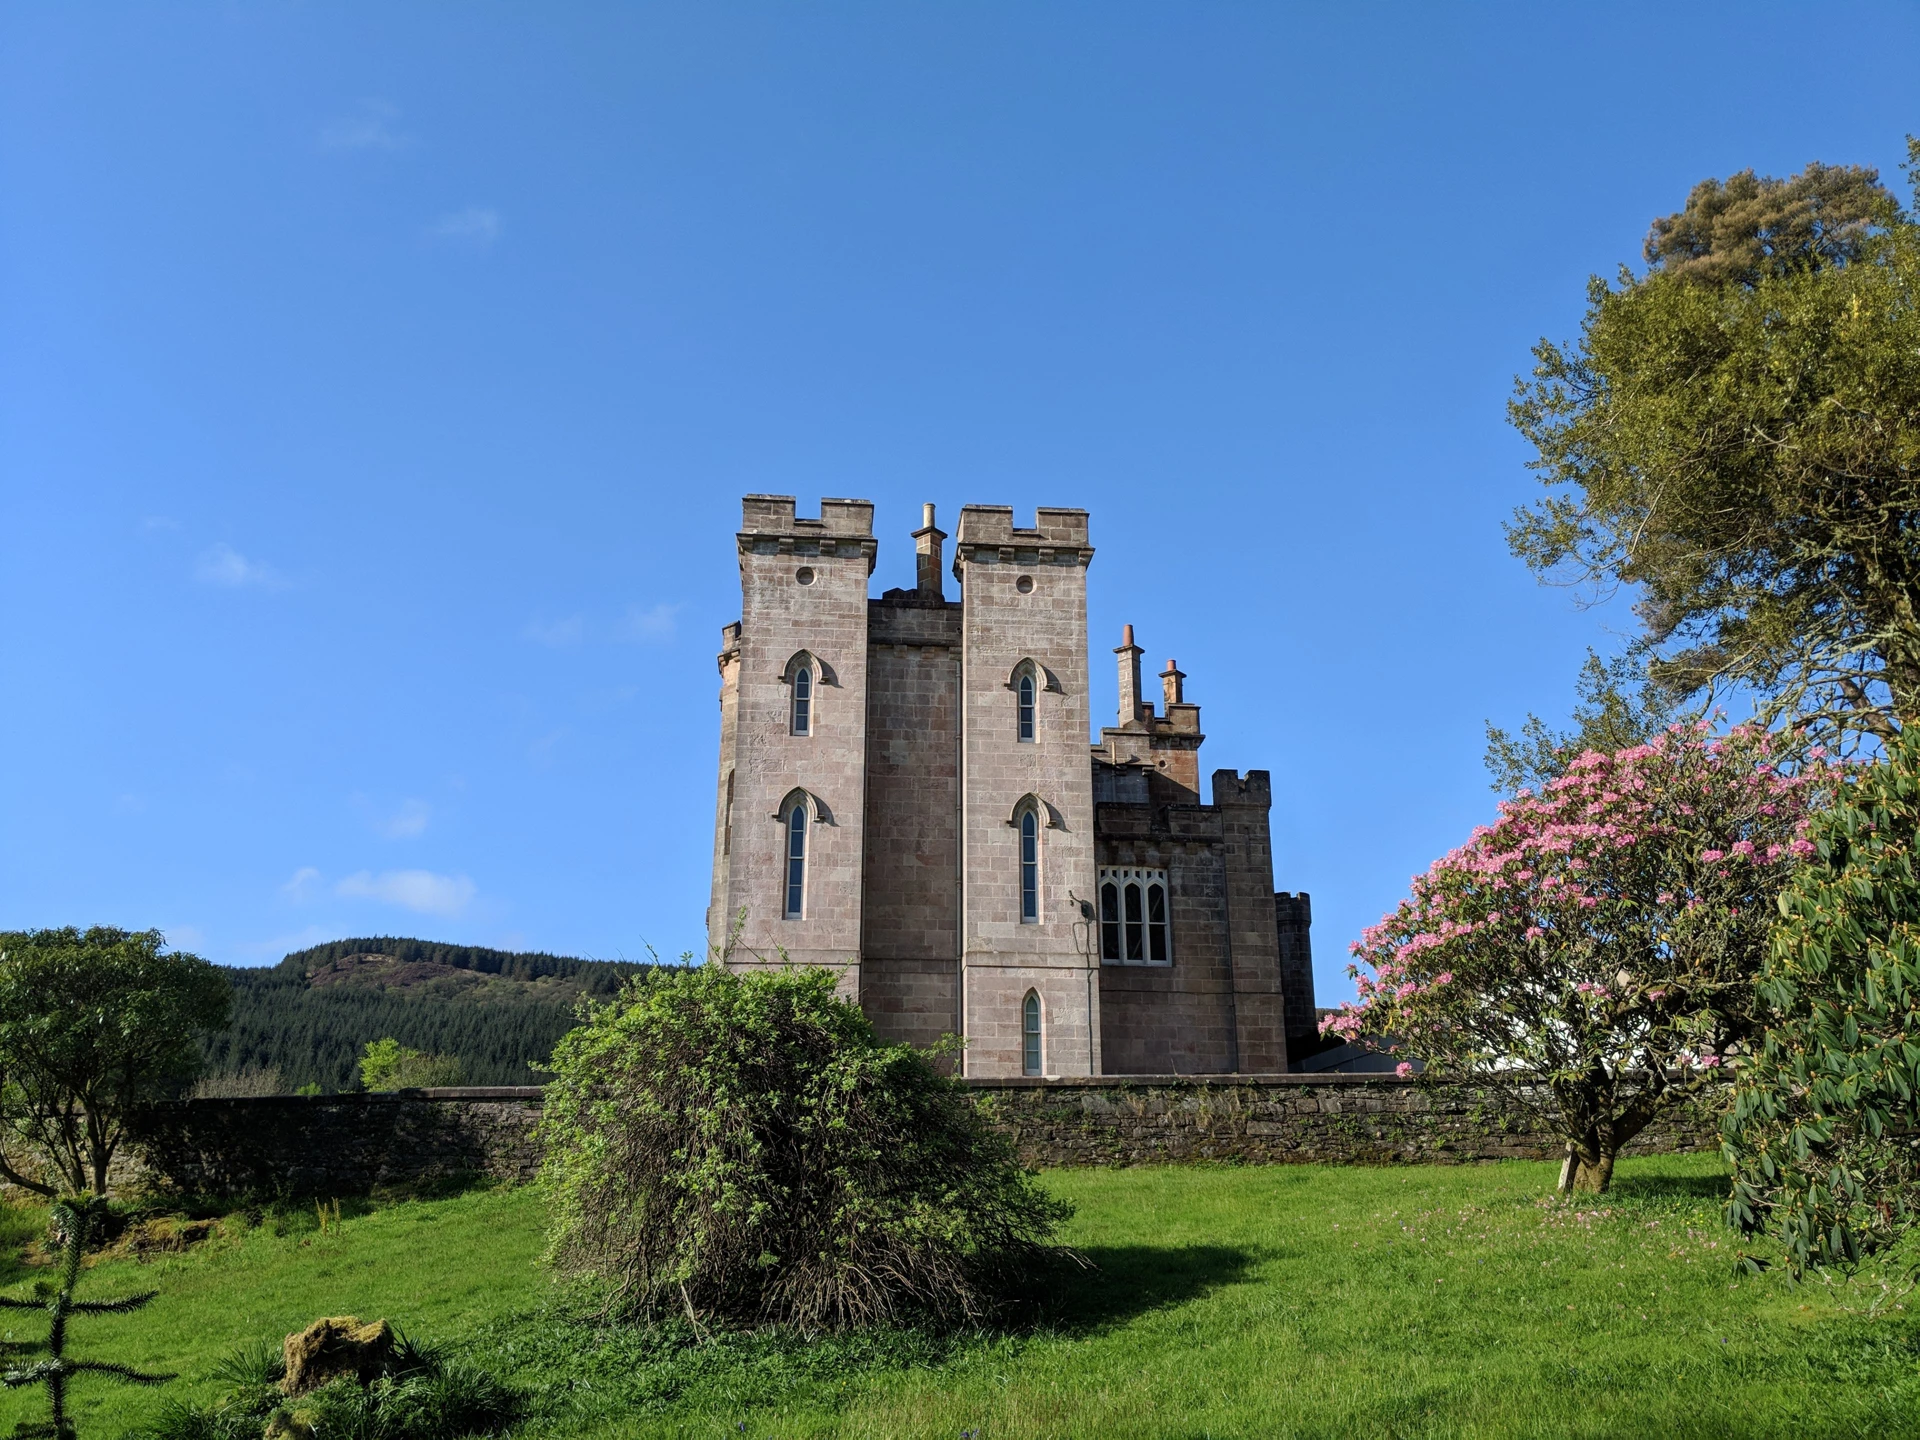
<box><xmin>1161</xmin><ymin>658</ymin><xmax>1185</xmax><ymax>707</ymax></box>
<box><xmin>912</xmin><ymin>502</ymin><xmax>946</xmax><ymax>598</ymax></box>
<box><xmin>1115</xmin><ymin>623</ymin><xmax>1146</xmax><ymax>726</ymax></box>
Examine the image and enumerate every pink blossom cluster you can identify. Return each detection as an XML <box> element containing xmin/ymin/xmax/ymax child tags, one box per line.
<box><xmin>1320</xmin><ymin>724</ymin><xmax>1838</xmax><ymax>1047</ymax></box>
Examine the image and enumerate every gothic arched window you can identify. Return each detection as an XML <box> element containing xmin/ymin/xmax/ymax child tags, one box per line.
<box><xmin>1022</xmin><ymin>991</ymin><xmax>1042</xmax><ymax>1076</ymax></box>
<box><xmin>1018</xmin><ymin>808</ymin><xmax>1040</xmax><ymax>922</ymax></box>
<box><xmin>791</xmin><ymin>664</ymin><xmax>813</xmax><ymax>736</ymax></box>
<box><xmin>1148</xmin><ymin>880</ymin><xmax>1169</xmax><ymax>961</ymax></box>
<box><xmin>1017</xmin><ymin>671</ymin><xmax>1036</xmax><ymax>742</ymax></box>
<box><xmin>783</xmin><ymin>803</ymin><xmax>808</xmax><ymax>918</ymax></box>
<box><xmin>1100</xmin><ymin>881</ymin><xmax>1121</xmax><ymax>960</ymax></box>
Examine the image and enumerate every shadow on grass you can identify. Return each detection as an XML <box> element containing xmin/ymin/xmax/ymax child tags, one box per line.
<box><xmin>1016</xmin><ymin>1242</ymin><xmax>1259</xmax><ymax>1334</ymax></box>
<box><xmin>1607</xmin><ymin>1164</ymin><xmax>1730</xmax><ymax>1204</ymax></box>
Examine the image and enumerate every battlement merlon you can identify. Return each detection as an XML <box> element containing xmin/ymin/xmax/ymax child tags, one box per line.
<box><xmin>738</xmin><ymin>495</ymin><xmax>879</xmax><ymax>571</ymax></box>
<box><xmin>950</xmin><ymin>505</ymin><xmax>1093</xmax><ymax>575</ymax></box>
<box><xmin>1212</xmin><ymin>769</ymin><xmax>1273</xmax><ymax>806</ymax></box>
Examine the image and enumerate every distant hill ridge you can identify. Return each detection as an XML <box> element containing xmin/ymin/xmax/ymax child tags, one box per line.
<box><xmin>201</xmin><ymin>936</ymin><xmax>654</xmax><ymax>1093</ymax></box>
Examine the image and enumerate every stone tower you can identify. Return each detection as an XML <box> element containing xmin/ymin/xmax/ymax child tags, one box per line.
<box><xmin>707</xmin><ymin>496</ymin><xmax>876</xmax><ymax>988</ymax></box>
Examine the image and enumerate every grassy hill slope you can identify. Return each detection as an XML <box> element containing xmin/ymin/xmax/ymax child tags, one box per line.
<box><xmin>201</xmin><ymin>937</ymin><xmax>653</xmax><ymax>1091</ymax></box>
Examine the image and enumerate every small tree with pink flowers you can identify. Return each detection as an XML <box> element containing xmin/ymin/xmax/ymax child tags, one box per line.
<box><xmin>1323</xmin><ymin>724</ymin><xmax>1837</xmax><ymax>1194</ymax></box>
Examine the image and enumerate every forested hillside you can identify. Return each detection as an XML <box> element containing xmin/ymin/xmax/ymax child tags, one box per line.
<box><xmin>200</xmin><ymin>937</ymin><xmax>655</xmax><ymax>1091</ymax></box>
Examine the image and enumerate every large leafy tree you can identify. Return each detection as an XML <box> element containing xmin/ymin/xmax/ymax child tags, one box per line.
<box><xmin>1509</xmin><ymin>149</ymin><xmax>1919</xmax><ymax>745</ymax></box>
<box><xmin>0</xmin><ymin>928</ymin><xmax>231</xmax><ymax>1196</ymax></box>
<box><xmin>1324</xmin><ymin>725</ymin><xmax>1834</xmax><ymax>1193</ymax></box>
<box><xmin>1724</xmin><ymin>729</ymin><xmax>1920</xmax><ymax>1271</ymax></box>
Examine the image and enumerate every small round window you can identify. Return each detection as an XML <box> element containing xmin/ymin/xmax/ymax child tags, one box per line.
<box><xmin>795</xmin><ymin>567</ymin><xmax>816</xmax><ymax>586</ymax></box>
<box><xmin>1015</xmin><ymin>574</ymin><xmax>1034</xmax><ymax>594</ymax></box>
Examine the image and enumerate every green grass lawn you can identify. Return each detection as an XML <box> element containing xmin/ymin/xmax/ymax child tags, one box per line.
<box><xmin>3</xmin><ymin>1156</ymin><xmax>1917</xmax><ymax>1439</ymax></box>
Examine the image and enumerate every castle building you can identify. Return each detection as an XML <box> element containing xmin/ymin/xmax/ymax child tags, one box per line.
<box><xmin>707</xmin><ymin>496</ymin><xmax>1315</xmax><ymax>1077</ymax></box>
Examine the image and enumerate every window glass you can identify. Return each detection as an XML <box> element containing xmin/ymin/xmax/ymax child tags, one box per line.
<box><xmin>1100</xmin><ymin>882</ymin><xmax>1121</xmax><ymax>960</ymax></box>
<box><xmin>792</xmin><ymin>666</ymin><xmax>812</xmax><ymax>735</ymax></box>
<box><xmin>1017</xmin><ymin>672</ymin><xmax>1036</xmax><ymax>741</ymax></box>
<box><xmin>1096</xmin><ymin>868</ymin><xmax>1172</xmax><ymax>965</ymax></box>
<box><xmin>1147</xmin><ymin>882</ymin><xmax>1169</xmax><ymax>962</ymax></box>
<box><xmin>1023</xmin><ymin>991</ymin><xmax>1041</xmax><ymax>1075</ymax></box>
<box><xmin>1019</xmin><ymin>810</ymin><xmax>1039</xmax><ymax>922</ymax></box>
<box><xmin>784</xmin><ymin>806</ymin><xmax>807</xmax><ymax>917</ymax></box>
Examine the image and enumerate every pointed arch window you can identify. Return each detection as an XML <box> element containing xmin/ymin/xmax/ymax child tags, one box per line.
<box><xmin>791</xmin><ymin>664</ymin><xmax>813</xmax><ymax>736</ymax></box>
<box><xmin>1022</xmin><ymin>991</ymin><xmax>1042</xmax><ymax>1076</ymax></box>
<box><xmin>1017</xmin><ymin>671</ymin><xmax>1036</xmax><ymax>742</ymax></box>
<box><xmin>1098</xmin><ymin>868</ymin><xmax>1171</xmax><ymax>965</ymax></box>
<box><xmin>781</xmin><ymin>651</ymin><xmax>834</xmax><ymax>736</ymax></box>
<box><xmin>783</xmin><ymin>803</ymin><xmax>808</xmax><ymax>918</ymax></box>
<box><xmin>1019</xmin><ymin>809</ymin><xmax>1040</xmax><ymax>922</ymax></box>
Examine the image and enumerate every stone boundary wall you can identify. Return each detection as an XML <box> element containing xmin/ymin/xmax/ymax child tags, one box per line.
<box><xmin>971</xmin><ymin>1075</ymin><xmax>1720</xmax><ymax>1168</ymax></box>
<box><xmin>126</xmin><ymin>1089</ymin><xmax>545</xmax><ymax>1198</ymax></box>
<box><xmin>118</xmin><ymin>1077</ymin><xmax>1722</xmax><ymax>1200</ymax></box>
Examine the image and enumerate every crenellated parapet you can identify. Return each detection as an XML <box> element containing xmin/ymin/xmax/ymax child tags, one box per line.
<box><xmin>739</xmin><ymin>495</ymin><xmax>878</xmax><ymax>572</ymax></box>
<box><xmin>952</xmin><ymin>505</ymin><xmax>1094</xmax><ymax>576</ymax></box>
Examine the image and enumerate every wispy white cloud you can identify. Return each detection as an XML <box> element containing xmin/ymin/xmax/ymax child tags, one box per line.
<box><xmin>141</xmin><ymin>515</ymin><xmax>181</xmax><ymax>532</ymax></box>
<box><xmin>336</xmin><ymin>869</ymin><xmax>475</xmax><ymax>917</ymax></box>
<box><xmin>320</xmin><ymin>99</ymin><xmax>410</xmax><ymax>153</ymax></box>
<box><xmin>378</xmin><ymin>799</ymin><xmax>432</xmax><ymax>839</ymax></box>
<box><xmin>282</xmin><ymin>866</ymin><xmax>323</xmax><ymax>902</ymax></box>
<box><xmin>522</xmin><ymin>614</ymin><xmax>585</xmax><ymax>648</ymax></box>
<box><xmin>528</xmin><ymin>728</ymin><xmax>569</xmax><ymax>769</ymax></box>
<box><xmin>430</xmin><ymin>207</ymin><xmax>501</xmax><ymax>247</ymax></box>
<box><xmin>618</xmin><ymin>602</ymin><xmax>681</xmax><ymax>643</ymax></box>
<box><xmin>195</xmin><ymin>543</ymin><xmax>283</xmax><ymax>589</ymax></box>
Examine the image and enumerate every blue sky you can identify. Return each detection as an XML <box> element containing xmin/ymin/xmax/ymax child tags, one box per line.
<box><xmin>4</xmin><ymin>4</ymin><xmax>1916</xmax><ymax>1001</ymax></box>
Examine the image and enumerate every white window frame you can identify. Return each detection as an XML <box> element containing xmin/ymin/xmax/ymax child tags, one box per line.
<box><xmin>1098</xmin><ymin>866</ymin><xmax>1171</xmax><ymax>965</ymax></box>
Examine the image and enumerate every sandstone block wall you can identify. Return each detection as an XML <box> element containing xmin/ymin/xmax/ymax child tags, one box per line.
<box><xmin>861</xmin><ymin>596</ymin><xmax>962</xmax><ymax>969</ymax></box>
<box><xmin>114</xmin><ymin>1078</ymin><xmax>1722</xmax><ymax>1200</ymax></box>
<box><xmin>711</xmin><ymin>496</ymin><xmax>875</xmax><ymax>987</ymax></box>
<box><xmin>955</xmin><ymin>505</ymin><xmax>1100</xmax><ymax>1077</ymax></box>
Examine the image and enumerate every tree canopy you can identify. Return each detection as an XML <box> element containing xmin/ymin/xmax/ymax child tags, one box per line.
<box><xmin>1508</xmin><ymin>146</ymin><xmax>1920</xmax><ymax>747</ymax></box>
<box><xmin>0</xmin><ymin>927</ymin><xmax>230</xmax><ymax>1196</ymax></box>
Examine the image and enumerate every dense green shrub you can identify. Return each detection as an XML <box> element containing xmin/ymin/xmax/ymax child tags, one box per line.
<box><xmin>130</xmin><ymin>1331</ymin><xmax>518</xmax><ymax>1440</ymax></box>
<box><xmin>538</xmin><ymin>965</ymin><xmax>1073</xmax><ymax>1331</ymax></box>
<box><xmin>359</xmin><ymin>1039</ymin><xmax>464</xmax><ymax>1091</ymax></box>
<box><xmin>1725</xmin><ymin>731</ymin><xmax>1920</xmax><ymax>1270</ymax></box>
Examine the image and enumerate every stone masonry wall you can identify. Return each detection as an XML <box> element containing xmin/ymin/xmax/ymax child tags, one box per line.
<box><xmin>115</xmin><ymin>1077</ymin><xmax>1721</xmax><ymax>1200</ymax></box>
<box><xmin>955</xmin><ymin>506</ymin><xmax>1101</xmax><ymax>1078</ymax></box>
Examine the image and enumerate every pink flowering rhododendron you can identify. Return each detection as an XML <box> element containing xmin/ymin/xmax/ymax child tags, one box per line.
<box><xmin>1321</xmin><ymin>723</ymin><xmax>1838</xmax><ymax>1195</ymax></box>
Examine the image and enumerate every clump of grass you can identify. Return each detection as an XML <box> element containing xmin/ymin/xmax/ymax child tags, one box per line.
<box><xmin>129</xmin><ymin>1330</ymin><xmax>519</xmax><ymax>1440</ymax></box>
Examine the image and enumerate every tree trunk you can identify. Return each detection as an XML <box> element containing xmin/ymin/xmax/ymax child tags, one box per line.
<box><xmin>1571</xmin><ymin>1151</ymin><xmax>1614</xmax><ymax>1193</ymax></box>
<box><xmin>1556</xmin><ymin>1141</ymin><xmax>1616</xmax><ymax>1195</ymax></box>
